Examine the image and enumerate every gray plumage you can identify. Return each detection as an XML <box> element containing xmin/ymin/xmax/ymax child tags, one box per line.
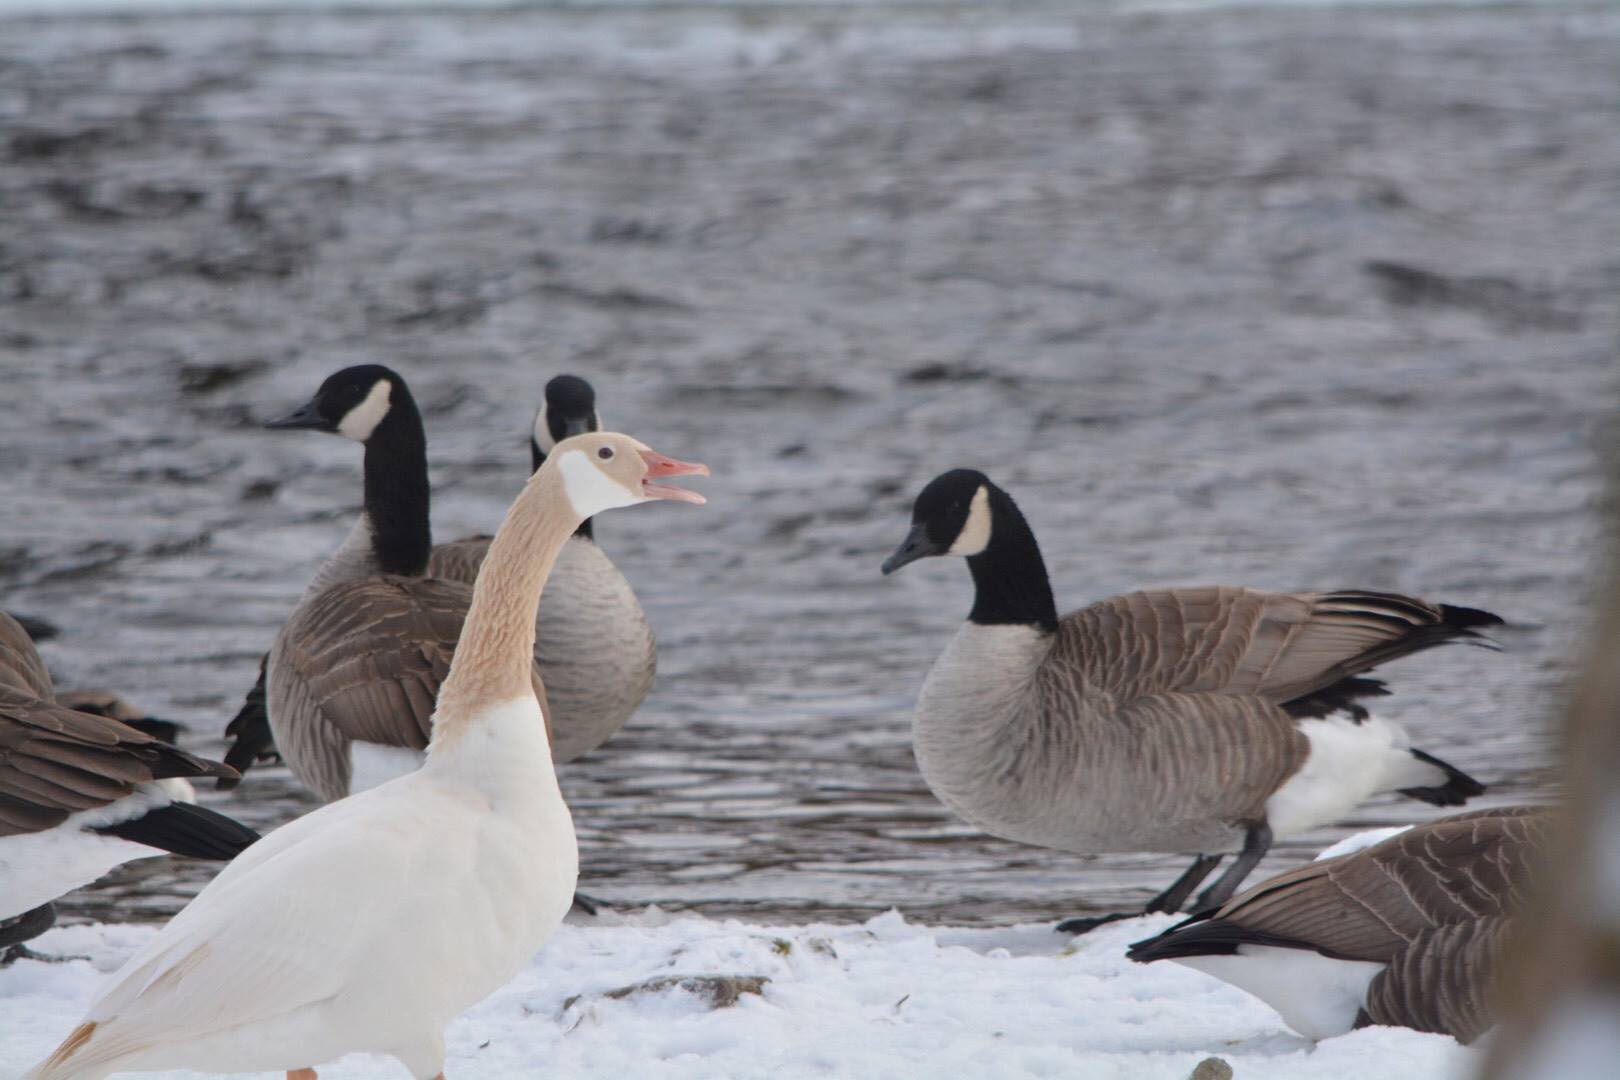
<box><xmin>915</xmin><ymin>586</ymin><xmax>1482</xmax><ymax>856</ymax></box>
<box><xmin>427</xmin><ymin>533</ymin><xmax>654</xmax><ymax>764</ymax></box>
<box><xmin>886</xmin><ymin>470</ymin><xmax>1494</xmax><ymax>921</ymax></box>
<box><xmin>1129</xmin><ymin>806</ymin><xmax>1547</xmax><ymax>1043</ymax></box>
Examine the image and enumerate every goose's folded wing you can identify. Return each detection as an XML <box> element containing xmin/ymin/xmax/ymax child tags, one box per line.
<box><xmin>1101</xmin><ymin>690</ymin><xmax>1310</xmax><ymax>829</ymax></box>
<box><xmin>0</xmin><ymin>611</ymin><xmax>54</xmax><ymax>699</ymax></box>
<box><xmin>1191</xmin><ymin>809</ymin><xmax>1544</xmax><ymax>961</ymax></box>
<box><xmin>278</xmin><ymin>576</ymin><xmax>474</xmax><ymax>751</ymax></box>
<box><xmin>88</xmin><ymin>795</ymin><xmax>422</xmax><ymax>1044</ymax></box>
<box><xmin>0</xmin><ymin>693</ymin><xmax>235</xmax><ymax>836</ymax></box>
<box><xmin>426</xmin><ymin>535</ymin><xmax>491</xmax><ymax>587</ymax></box>
<box><xmin>1059</xmin><ymin>587</ymin><xmax>1499</xmax><ymax>707</ymax></box>
<box><xmin>1359</xmin><ymin>916</ymin><xmax>1511</xmax><ymax>1043</ymax></box>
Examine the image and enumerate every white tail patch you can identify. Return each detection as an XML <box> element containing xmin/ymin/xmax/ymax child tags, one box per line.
<box><xmin>1266</xmin><ymin>715</ymin><xmax>1421</xmax><ymax>839</ymax></box>
<box><xmin>1177</xmin><ymin>945</ymin><xmax>1384</xmax><ymax>1040</ymax></box>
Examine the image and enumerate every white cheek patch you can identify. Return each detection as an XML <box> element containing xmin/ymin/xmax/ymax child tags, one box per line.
<box><xmin>948</xmin><ymin>485</ymin><xmax>993</xmax><ymax>556</ymax></box>
<box><xmin>558</xmin><ymin>449</ymin><xmax>645</xmax><ymax>518</ymax></box>
<box><xmin>337</xmin><ymin>379</ymin><xmax>392</xmax><ymax>442</ymax></box>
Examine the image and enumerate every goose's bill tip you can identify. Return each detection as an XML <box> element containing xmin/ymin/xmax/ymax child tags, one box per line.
<box><xmin>264</xmin><ymin>402</ymin><xmax>326</xmax><ymax>430</ymax></box>
<box><xmin>882</xmin><ymin>523</ymin><xmax>937</xmax><ymax>575</ymax></box>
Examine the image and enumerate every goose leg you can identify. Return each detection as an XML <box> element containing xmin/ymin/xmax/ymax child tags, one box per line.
<box><xmin>1144</xmin><ymin>853</ymin><xmax>1224</xmax><ymax>913</ymax></box>
<box><xmin>1056</xmin><ymin>853</ymin><xmax>1224</xmax><ymax>935</ymax></box>
<box><xmin>0</xmin><ymin>901</ymin><xmax>56</xmax><ymax>949</ymax></box>
<box><xmin>1193</xmin><ymin>822</ymin><xmax>1272</xmax><ymax>911</ymax></box>
<box><xmin>288</xmin><ymin>1070</ymin><xmax>317</xmax><ymax>1080</ymax></box>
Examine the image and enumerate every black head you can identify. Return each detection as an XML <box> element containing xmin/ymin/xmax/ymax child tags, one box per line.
<box><xmin>881</xmin><ymin>469</ymin><xmax>995</xmax><ymax>575</ymax></box>
<box><xmin>266</xmin><ymin>364</ymin><xmax>405</xmax><ymax>442</ymax></box>
<box><xmin>533</xmin><ymin>374</ymin><xmax>601</xmax><ymax>460</ymax></box>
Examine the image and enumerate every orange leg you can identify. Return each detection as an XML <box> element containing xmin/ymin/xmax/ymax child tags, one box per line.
<box><xmin>287</xmin><ymin>1070</ymin><xmax>317</xmax><ymax>1080</ymax></box>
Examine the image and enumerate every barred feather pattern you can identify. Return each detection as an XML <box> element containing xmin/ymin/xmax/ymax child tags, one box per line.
<box><xmin>268</xmin><ymin>573</ymin><xmax>545</xmax><ymax>802</ymax></box>
<box><xmin>428</xmin><ymin>533</ymin><xmax>654</xmax><ymax>763</ymax></box>
<box><xmin>1137</xmin><ymin>807</ymin><xmax>1546</xmax><ymax>1043</ymax></box>
<box><xmin>913</xmin><ymin>586</ymin><xmax>1496</xmax><ymax>855</ymax></box>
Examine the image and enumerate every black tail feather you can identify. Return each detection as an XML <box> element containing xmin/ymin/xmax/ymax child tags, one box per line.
<box><xmin>219</xmin><ymin>658</ymin><xmax>279</xmax><ymax>789</ymax></box>
<box><xmin>1127</xmin><ymin>915</ymin><xmax>1319</xmax><ymax>964</ymax></box>
<box><xmin>1399</xmin><ymin>748</ymin><xmax>1486</xmax><ymax>807</ymax></box>
<box><xmin>93</xmin><ymin>801</ymin><xmax>260</xmax><ymax>860</ymax></box>
<box><xmin>1282</xmin><ymin>677</ymin><xmax>1390</xmax><ymax>720</ymax></box>
<box><xmin>0</xmin><ymin>902</ymin><xmax>56</xmax><ymax>949</ymax></box>
<box><xmin>1438</xmin><ymin>604</ymin><xmax>1505</xmax><ymax>631</ymax></box>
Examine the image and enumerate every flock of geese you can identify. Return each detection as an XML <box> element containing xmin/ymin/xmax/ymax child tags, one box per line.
<box><xmin>2</xmin><ymin>364</ymin><xmax>1543</xmax><ymax>1077</ymax></box>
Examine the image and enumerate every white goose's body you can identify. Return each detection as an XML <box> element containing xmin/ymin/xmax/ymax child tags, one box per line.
<box><xmin>30</xmin><ymin>432</ymin><xmax>707</xmax><ymax>1079</ymax></box>
<box><xmin>37</xmin><ymin>699</ymin><xmax>575</xmax><ymax>1079</ymax></box>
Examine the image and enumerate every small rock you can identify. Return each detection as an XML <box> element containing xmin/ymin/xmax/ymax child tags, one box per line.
<box><xmin>1189</xmin><ymin>1056</ymin><xmax>1233</xmax><ymax>1080</ymax></box>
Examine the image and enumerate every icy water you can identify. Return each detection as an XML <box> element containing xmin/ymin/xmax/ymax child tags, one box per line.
<box><xmin>1</xmin><ymin>1</ymin><xmax>1615</xmax><ymax>926</ymax></box>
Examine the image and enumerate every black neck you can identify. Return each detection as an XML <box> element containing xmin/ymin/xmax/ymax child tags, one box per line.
<box><xmin>965</xmin><ymin>487</ymin><xmax>1058</xmax><ymax>632</ymax></box>
<box><xmin>531</xmin><ymin>440</ymin><xmax>594</xmax><ymax>540</ymax></box>
<box><xmin>362</xmin><ymin>394</ymin><xmax>432</xmax><ymax>576</ymax></box>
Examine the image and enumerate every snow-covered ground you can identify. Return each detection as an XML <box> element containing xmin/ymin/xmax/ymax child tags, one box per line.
<box><xmin>2</xmin><ymin>910</ymin><xmax>1474</xmax><ymax>1079</ymax></box>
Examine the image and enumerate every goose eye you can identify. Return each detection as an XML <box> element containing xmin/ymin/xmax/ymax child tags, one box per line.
<box><xmin>597</xmin><ymin>446</ymin><xmax>614</xmax><ymax>460</ymax></box>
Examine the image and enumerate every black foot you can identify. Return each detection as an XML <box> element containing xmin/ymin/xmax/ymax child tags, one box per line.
<box><xmin>0</xmin><ymin>943</ymin><xmax>87</xmax><ymax>966</ymax></box>
<box><xmin>571</xmin><ymin>891</ymin><xmax>606</xmax><ymax>917</ymax></box>
<box><xmin>0</xmin><ymin>902</ymin><xmax>56</xmax><ymax>949</ymax></box>
<box><xmin>1055</xmin><ymin>912</ymin><xmax>1138</xmax><ymax>935</ymax></box>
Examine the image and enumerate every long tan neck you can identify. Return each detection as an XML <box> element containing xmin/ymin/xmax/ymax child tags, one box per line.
<box><xmin>430</xmin><ymin>463</ymin><xmax>581</xmax><ymax>746</ymax></box>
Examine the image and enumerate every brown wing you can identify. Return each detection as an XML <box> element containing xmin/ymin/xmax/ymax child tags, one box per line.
<box><xmin>426</xmin><ymin>535</ymin><xmax>492</xmax><ymax>587</ymax></box>
<box><xmin>277</xmin><ymin>575</ymin><xmax>475</xmax><ymax>752</ymax></box>
<box><xmin>1057</xmin><ymin>587</ymin><xmax>1500</xmax><ymax>710</ymax></box>
<box><xmin>0</xmin><ymin>610</ymin><xmax>54</xmax><ymax>699</ymax></box>
<box><xmin>1359</xmin><ymin>915</ymin><xmax>1512</xmax><ymax>1043</ymax></box>
<box><xmin>0</xmin><ymin>687</ymin><xmax>236</xmax><ymax>836</ymax></box>
<box><xmin>1154</xmin><ymin>807</ymin><xmax>1546</xmax><ymax>963</ymax></box>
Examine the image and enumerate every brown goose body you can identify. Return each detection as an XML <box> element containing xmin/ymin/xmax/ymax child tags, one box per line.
<box><xmin>0</xmin><ymin>611</ymin><xmax>258</xmax><ymax>928</ymax></box>
<box><xmin>1129</xmin><ymin>806</ymin><xmax>1547</xmax><ymax>1042</ymax></box>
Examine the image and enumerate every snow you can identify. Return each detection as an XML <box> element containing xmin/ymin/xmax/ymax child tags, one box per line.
<box><xmin>1313</xmin><ymin>825</ymin><xmax>1412</xmax><ymax>861</ymax></box>
<box><xmin>2</xmin><ymin>911</ymin><xmax>1477</xmax><ymax>1080</ymax></box>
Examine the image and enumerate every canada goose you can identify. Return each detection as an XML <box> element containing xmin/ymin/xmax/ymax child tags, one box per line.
<box><xmin>427</xmin><ymin>374</ymin><xmax>656</xmax><ymax>765</ymax></box>
<box><xmin>1127</xmin><ymin>806</ymin><xmax>1546</xmax><ymax>1042</ymax></box>
<box><xmin>0</xmin><ymin>612</ymin><xmax>260</xmax><ymax>952</ymax></box>
<box><xmin>29</xmin><ymin>432</ymin><xmax>707</xmax><ymax>1080</ymax></box>
<box><xmin>882</xmin><ymin>469</ymin><xmax>1495</xmax><ymax>932</ymax></box>
<box><xmin>222</xmin><ymin>369</ymin><xmax>655</xmax><ymax>798</ymax></box>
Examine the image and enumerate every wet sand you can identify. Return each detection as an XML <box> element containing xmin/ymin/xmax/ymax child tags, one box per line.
<box><xmin>1</xmin><ymin>1</ymin><xmax>1615</xmax><ymax>925</ymax></box>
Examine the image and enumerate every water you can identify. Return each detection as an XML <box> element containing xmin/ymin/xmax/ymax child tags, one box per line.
<box><xmin>1</xmin><ymin>0</ymin><xmax>1614</xmax><ymax>926</ymax></box>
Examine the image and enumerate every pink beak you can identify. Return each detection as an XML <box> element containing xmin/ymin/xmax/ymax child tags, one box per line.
<box><xmin>638</xmin><ymin>449</ymin><xmax>709</xmax><ymax>504</ymax></box>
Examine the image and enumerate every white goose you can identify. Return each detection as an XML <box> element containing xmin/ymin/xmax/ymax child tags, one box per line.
<box><xmin>28</xmin><ymin>432</ymin><xmax>707</xmax><ymax>1080</ymax></box>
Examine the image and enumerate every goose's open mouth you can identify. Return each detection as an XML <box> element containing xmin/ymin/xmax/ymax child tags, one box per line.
<box><xmin>639</xmin><ymin>450</ymin><xmax>709</xmax><ymax>504</ymax></box>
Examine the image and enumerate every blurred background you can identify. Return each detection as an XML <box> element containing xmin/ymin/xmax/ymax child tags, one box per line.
<box><xmin>1</xmin><ymin>0</ymin><xmax>1614</xmax><ymax>927</ymax></box>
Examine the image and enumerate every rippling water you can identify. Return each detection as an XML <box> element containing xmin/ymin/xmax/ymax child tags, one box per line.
<box><xmin>2</xmin><ymin>0</ymin><xmax>1614</xmax><ymax>926</ymax></box>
